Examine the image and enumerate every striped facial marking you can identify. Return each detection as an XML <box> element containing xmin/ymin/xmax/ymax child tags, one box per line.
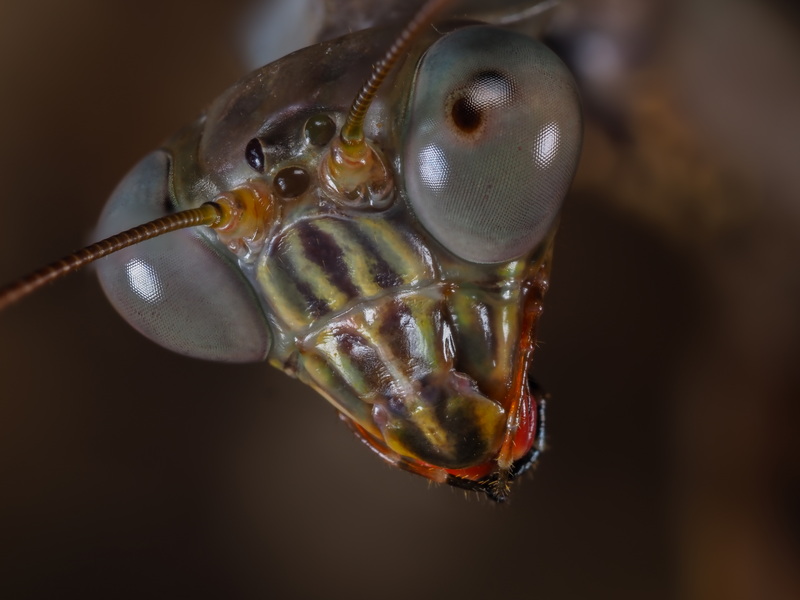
<box><xmin>259</xmin><ymin>215</ymin><xmax>437</xmax><ymax>332</ymax></box>
<box><xmin>301</xmin><ymin>288</ymin><xmax>507</xmax><ymax>469</ymax></box>
<box><xmin>256</xmin><ymin>210</ymin><xmax>550</xmax><ymax>490</ymax></box>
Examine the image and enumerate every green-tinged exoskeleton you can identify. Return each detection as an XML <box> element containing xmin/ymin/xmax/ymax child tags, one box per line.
<box><xmin>0</xmin><ymin>0</ymin><xmax>581</xmax><ymax>500</ymax></box>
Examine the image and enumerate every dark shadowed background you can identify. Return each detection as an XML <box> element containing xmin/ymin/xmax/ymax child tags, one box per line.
<box><xmin>0</xmin><ymin>1</ymin><xmax>798</xmax><ymax>598</ymax></box>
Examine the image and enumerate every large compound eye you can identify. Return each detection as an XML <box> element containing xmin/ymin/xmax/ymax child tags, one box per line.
<box><xmin>94</xmin><ymin>151</ymin><xmax>271</xmax><ymax>362</ymax></box>
<box><xmin>404</xmin><ymin>26</ymin><xmax>582</xmax><ymax>264</ymax></box>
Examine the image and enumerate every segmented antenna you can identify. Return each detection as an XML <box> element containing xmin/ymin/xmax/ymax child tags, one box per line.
<box><xmin>340</xmin><ymin>0</ymin><xmax>453</xmax><ymax>146</ymax></box>
<box><xmin>322</xmin><ymin>0</ymin><xmax>453</xmax><ymax>204</ymax></box>
<box><xmin>0</xmin><ymin>203</ymin><xmax>223</xmax><ymax>311</ymax></box>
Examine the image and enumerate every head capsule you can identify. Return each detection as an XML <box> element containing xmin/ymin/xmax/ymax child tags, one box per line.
<box><xmin>91</xmin><ymin>16</ymin><xmax>580</xmax><ymax>500</ymax></box>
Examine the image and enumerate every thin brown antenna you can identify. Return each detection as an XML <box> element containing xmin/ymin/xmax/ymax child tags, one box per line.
<box><xmin>340</xmin><ymin>0</ymin><xmax>453</xmax><ymax>146</ymax></box>
<box><xmin>322</xmin><ymin>0</ymin><xmax>453</xmax><ymax>205</ymax></box>
<box><xmin>0</xmin><ymin>203</ymin><xmax>223</xmax><ymax>311</ymax></box>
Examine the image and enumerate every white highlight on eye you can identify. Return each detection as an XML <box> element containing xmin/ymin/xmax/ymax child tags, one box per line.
<box><xmin>417</xmin><ymin>143</ymin><xmax>450</xmax><ymax>193</ymax></box>
<box><xmin>125</xmin><ymin>258</ymin><xmax>164</xmax><ymax>304</ymax></box>
<box><xmin>533</xmin><ymin>122</ymin><xmax>560</xmax><ymax>168</ymax></box>
<box><xmin>472</xmin><ymin>77</ymin><xmax>512</xmax><ymax>109</ymax></box>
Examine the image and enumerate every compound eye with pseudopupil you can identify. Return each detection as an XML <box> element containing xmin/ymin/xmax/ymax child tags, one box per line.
<box><xmin>95</xmin><ymin>151</ymin><xmax>272</xmax><ymax>362</ymax></box>
<box><xmin>404</xmin><ymin>26</ymin><xmax>582</xmax><ymax>264</ymax></box>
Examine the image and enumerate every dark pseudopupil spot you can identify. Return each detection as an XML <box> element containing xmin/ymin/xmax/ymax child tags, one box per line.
<box><xmin>452</xmin><ymin>96</ymin><xmax>482</xmax><ymax>133</ymax></box>
<box><xmin>245</xmin><ymin>138</ymin><xmax>265</xmax><ymax>172</ymax></box>
<box><xmin>304</xmin><ymin>114</ymin><xmax>337</xmax><ymax>146</ymax></box>
<box><xmin>274</xmin><ymin>166</ymin><xmax>310</xmax><ymax>198</ymax></box>
<box><xmin>451</xmin><ymin>70</ymin><xmax>514</xmax><ymax>134</ymax></box>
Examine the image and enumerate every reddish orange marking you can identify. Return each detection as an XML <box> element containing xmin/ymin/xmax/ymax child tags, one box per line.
<box><xmin>445</xmin><ymin>462</ymin><xmax>494</xmax><ymax>480</ymax></box>
<box><xmin>495</xmin><ymin>269</ymin><xmax>547</xmax><ymax>471</ymax></box>
<box><xmin>511</xmin><ymin>388</ymin><xmax>537</xmax><ymax>462</ymax></box>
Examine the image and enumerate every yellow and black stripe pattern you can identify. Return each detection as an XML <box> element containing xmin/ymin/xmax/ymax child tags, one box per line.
<box><xmin>298</xmin><ymin>287</ymin><xmax>507</xmax><ymax>469</ymax></box>
<box><xmin>256</xmin><ymin>212</ymin><xmax>510</xmax><ymax>469</ymax></box>
<box><xmin>258</xmin><ymin>214</ymin><xmax>438</xmax><ymax>331</ymax></box>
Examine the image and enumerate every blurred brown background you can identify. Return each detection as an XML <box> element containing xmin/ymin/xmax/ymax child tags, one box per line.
<box><xmin>0</xmin><ymin>1</ymin><xmax>798</xmax><ymax>598</ymax></box>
